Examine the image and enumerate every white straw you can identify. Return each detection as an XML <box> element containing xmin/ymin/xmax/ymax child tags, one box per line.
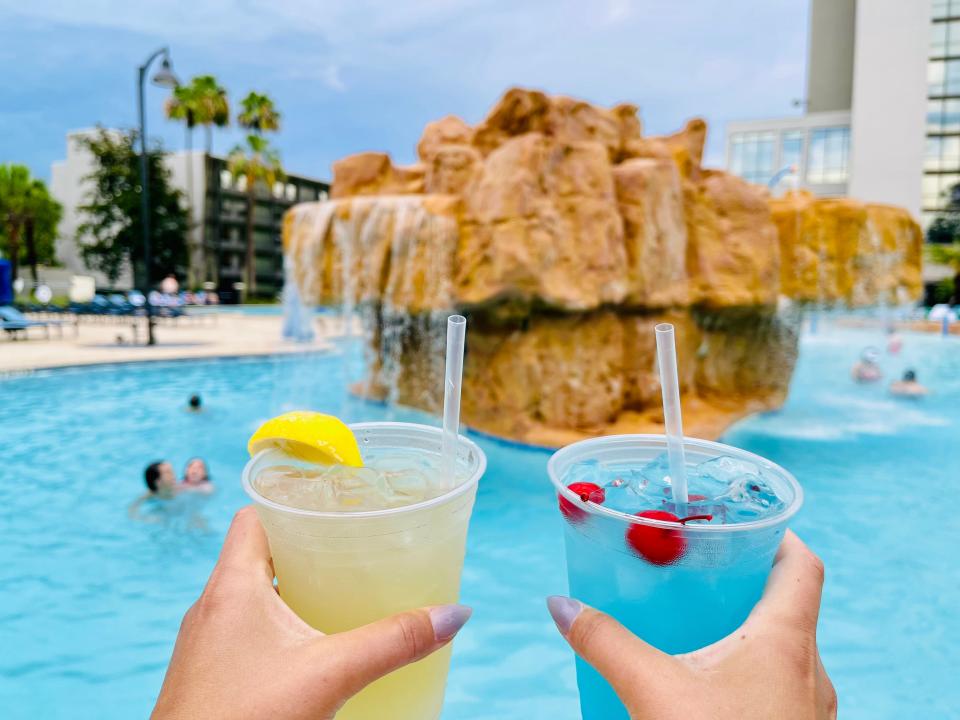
<box><xmin>441</xmin><ymin>315</ymin><xmax>467</xmax><ymax>484</ymax></box>
<box><xmin>655</xmin><ymin>323</ymin><xmax>689</xmax><ymax>507</ymax></box>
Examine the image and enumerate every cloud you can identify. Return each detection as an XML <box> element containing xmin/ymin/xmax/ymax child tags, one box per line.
<box><xmin>0</xmin><ymin>0</ymin><xmax>807</xmax><ymax>180</ymax></box>
<box><xmin>322</xmin><ymin>65</ymin><xmax>346</xmax><ymax>92</ymax></box>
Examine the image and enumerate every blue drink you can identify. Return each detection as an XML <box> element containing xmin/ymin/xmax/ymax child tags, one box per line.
<box><xmin>548</xmin><ymin>435</ymin><xmax>802</xmax><ymax>720</ymax></box>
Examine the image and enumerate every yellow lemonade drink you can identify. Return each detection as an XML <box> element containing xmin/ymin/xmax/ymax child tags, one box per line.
<box><xmin>242</xmin><ymin>421</ymin><xmax>486</xmax><ymax>720</ymax></box>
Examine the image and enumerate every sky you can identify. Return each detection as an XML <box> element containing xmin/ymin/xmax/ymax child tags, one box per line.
<box><xmin>0</xmin><ymin>0</ymin><xmax>808</xmax><ymax>183</ymax></box>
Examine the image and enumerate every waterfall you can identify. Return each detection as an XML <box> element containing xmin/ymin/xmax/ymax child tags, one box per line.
<box><xmin>283</xmin><ymin>195</ymin><xmax>460</xmax><ymax>415</ymax></box>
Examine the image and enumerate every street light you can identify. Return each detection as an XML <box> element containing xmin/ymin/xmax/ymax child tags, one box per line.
<box><xmin>137</xmin><ymin>46</ymin><xmax>179</xmax><ymax>345</ymax></box>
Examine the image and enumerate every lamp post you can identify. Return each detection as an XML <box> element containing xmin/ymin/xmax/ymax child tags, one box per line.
<box><xmin>137</xmin><ymin>46</ymin><xmax>179</xmax><ymax>345</ymax></box>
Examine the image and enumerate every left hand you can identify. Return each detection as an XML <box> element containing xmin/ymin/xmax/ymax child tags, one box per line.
<box><xmin>151</xmin><ymin>507</ymin><xmax>471</xmax><ymax>720</ymax></box>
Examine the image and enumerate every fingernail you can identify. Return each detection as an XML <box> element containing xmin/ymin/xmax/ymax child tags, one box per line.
<box><xmin>430</xmin><ymin>604</ymin><xmax>473</xmax><ymax>642</ymax></box>
<box><xmin>546</xmin><ymin>595</ymin><xmax>582</xmax><ymax>635</ymax></box>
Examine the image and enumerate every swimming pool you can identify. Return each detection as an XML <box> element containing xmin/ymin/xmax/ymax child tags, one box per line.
<box><xmin>1</xmin><ymin>326</ymin><xmax>957</xmax><ymax>719</ymax></box>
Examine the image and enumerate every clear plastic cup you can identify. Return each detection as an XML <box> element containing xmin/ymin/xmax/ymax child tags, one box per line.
<box><xmin>243</xmin><ymin>422</ymin><xmax>487</xmax><ymax>720</ymax></box>
<box><xmin>548</xmin><ymin>434</ymin><xmax>802</xmax><ymax>720</ymax></box>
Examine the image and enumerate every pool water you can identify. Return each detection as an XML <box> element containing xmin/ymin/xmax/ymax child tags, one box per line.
<box><xmin>1</xmin><ymin>326</ymin><xmax>958</xmax><ymax>719</ymax></box>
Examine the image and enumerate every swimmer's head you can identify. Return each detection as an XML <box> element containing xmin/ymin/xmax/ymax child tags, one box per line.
<box><xmin>183</xmin><ymin>457</ymin><xmax>210</xmax><ymax>485</ymax></box>
<box><xmin>188</xmin><ymin>394</ymin><xmax>202</xmax><ymax>410</ymax></box>
<box><xmin>861</xmin><ymin>347</ymin><xmax>880</xmax><ymax>364</ymax></box>
<box><xmin>145</xmin><ymin>461</ymin><xmax>176</xmax><ymax>493</ymax></box>
<box><xmin>903</xmin><ymin>369</ymin><xmax>917</xmax><ymax>382</ymax></box>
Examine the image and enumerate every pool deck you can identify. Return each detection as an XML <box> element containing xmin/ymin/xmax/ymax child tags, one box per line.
<box><xmin>0</xmin><ymin>311</ymin><xmax>343</xmax><ymax>374</ymax></box>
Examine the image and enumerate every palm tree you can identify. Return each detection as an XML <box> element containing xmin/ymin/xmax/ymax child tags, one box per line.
<box><xmin>165</xmin><ymin>82</ymin><xmax>200</xmax><ymax>196</ymax></box>
<box><xmin>166</xmin><ymin>76</ymin><xmax>231</xmax><ymax>287</ymax></box>
<box><xmin>191</xmin><ymin>75</ymin><xmax>230</xmax><ymax>154</ymax></box>
<box><xmin>228</xmin><ymin>134</ymin><xmax>284</xmax><ymax>295</ymax></box>
<box><xmin>237</xmin><ymin>91</ymin><xmax>281</xmax><ymax>135</ymax></box>
<box><xmin>927</xmin><ymin>242</ymin><xmax>960</xmax><ymax>304</ymax></box>
<box><xmin>0</xmin><ymin>165</ymin><xmax>61</xmax><ymax>285</ymax></box>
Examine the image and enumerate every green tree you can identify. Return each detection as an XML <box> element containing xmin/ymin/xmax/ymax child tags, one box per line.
<box><xmin>0</xmin><ymin>164</ymin><xmax>62</xmax><ymax>284</ymax></box>
<box><xmin>237</xmin><ymin>91</ymin><xmax>280</xmax><ymax>135</ymax></box>
<box><xmin>166</xmin><ymin>75</ymin><xmax>230</xmax><ymax>286</ymax></box>
<box><xmin>76</xmin><ymin>128</ymin><xmax>187</xmax><ymax>286</ymax></box>
<box><xmin>193</xmin><ymin>76</ymin><xmax>230</xmax><ymax>153</ymax></box>
<box><xmin>926</xmin><ymin>181</ymin><xmax>960</xmax><ymax>303</ymax></box>
<box><xmin>927</xmin><ymin>242</ymin><xmax>960</xmax><ymax>304</ymax></box>
<box><xmin>227</xmin><ymin>134</ymin><xmax>284</xmax><ymax>295</ymax></box>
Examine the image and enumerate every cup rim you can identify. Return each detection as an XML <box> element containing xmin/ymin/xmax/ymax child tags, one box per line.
<box><xmin>242</xmin><ymin>421</ymin><xmax>487</xmax><ymax>520</ymax></box>
<box><xmin>547</xmin><ymin>434</ymin><xmax>803</xmax><ymax>532</ymax></box>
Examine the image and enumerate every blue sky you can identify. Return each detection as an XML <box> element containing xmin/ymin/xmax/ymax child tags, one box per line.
<box><xmin>0</xmin><ymin>0</ymin><xmax>808</xmax><ymax>182</ymax></box>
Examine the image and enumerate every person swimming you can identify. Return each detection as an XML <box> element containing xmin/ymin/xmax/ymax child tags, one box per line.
<box><xmin>890</xmin><ymin>369</ymin><xmax>928</xmax><ymax>397</ymax></box>
<box><xmin>145</xmin><ymin>461</ymin><xmax>178</xmax><ymax>497</ymax></box>
<box><xmin>187</xmin><ymin>394</ymin><xmax>203</xmax><ymax>412</ymax></box>
<box><xmin>886</xmin><ymin>326</ymin><xmax>903</xmax><ymax>355</ymax></box>
<box><xmin>181</xmin><ymin>457</ymin><xmax>214</xmax><ymax>494</ymax></box>
<box><xmin>128</xmin><ymin>460</ymin><xmax>179</xmax><ymax>521</ymax></box>
<box><xmin>852</xmin><ymin>347</ymin><xmax>883</xmax><ymax>383</ymax></box>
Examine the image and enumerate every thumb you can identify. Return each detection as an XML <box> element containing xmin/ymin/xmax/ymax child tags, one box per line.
<box><xmin>323</xmin><ymin>604</ymin><xmax>472</xmax><ymax>696</ymax></box>
<box><xmin>547</xmin><ymin>596</ymin><xmax>676</xmax><ymax>704</ymax></box>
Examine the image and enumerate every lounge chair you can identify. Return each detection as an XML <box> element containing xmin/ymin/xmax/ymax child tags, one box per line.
<box><xmin>1</xmin><ymin>318</ymin><xmax>28</xmax><ymax>339</ymax></box>
<box><xmin>0</xmin><ymin>305</ymin><xmax>67</xmax><ymax>338</ymax></box>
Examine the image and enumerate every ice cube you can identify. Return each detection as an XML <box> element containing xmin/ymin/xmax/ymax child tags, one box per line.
<box><xmin>693</xmin><ymin>455</ymin><xmax>763</xmax><ymax>498</ymax></box>
<box><xmin>326</xmin><ymin>465</ymin><xmax>383</xmax><ymax>509</ymax></box>
<box><xmin>567</xmin><ymin>459</ymin><xmax>601</xmax><ymax>487</ymax></box>
<box><xmin>381</xmin><ymin>469</ymin><xmax>432</xmax><ymax>504</ymax></box>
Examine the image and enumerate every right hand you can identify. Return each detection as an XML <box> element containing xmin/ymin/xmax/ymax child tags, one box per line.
<box><xmin>547</xmin><ymin>530</ymin><xmax>837</xmax><ymax>719</ymax></box>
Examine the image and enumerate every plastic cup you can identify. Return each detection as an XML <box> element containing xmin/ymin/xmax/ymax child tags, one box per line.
<box><xmin>548</xmin><ymin>434</ymin><xmax>802</xmax><ymax>720</ymax></box>
<box><xmin>242</xmin><ymin>422</ymin><xmax>487</xmax><ymax>720</ymax></box>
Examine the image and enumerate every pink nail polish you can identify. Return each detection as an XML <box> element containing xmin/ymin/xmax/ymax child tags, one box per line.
<box><xmin>430</xmin><ymin>604</ymin><xmax>472</xmax><ymax>641</ymax></box>
<box><xmin>547</xmin><ymin>595</ymin><xmax>582</xmax><ymax>635</ymax></box>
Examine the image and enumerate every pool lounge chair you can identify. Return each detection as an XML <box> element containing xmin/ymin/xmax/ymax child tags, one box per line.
<box><xmin>1</xmin><ymin>317</ymin><xmax>28</xmax><ymax>339</ymax></box>
<box><xmin>0</xmin><ymin>306</ymin><xmax>66</xmax><ymax>338</ymax></box>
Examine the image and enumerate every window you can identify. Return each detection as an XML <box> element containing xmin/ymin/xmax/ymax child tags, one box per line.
<box><xmin>930</xmin><ymin>99</ymin><xmax>960</xmax><ymax>133</ymax></box>
<box><xmin>929</xmin><ymin>100</ymin><xmax>944</xmax><ymax>133</ymax></box>
<box><xmin>930</xmin><ymin>60</ymin><xmax>946</xmax><ymax>95</ymax></box>
<box><xmin>727</xmin><ymin>131</ymin><xmax>776</xmax><ymax>184</ymax></box>
<box><xmin>948</xmin><ymin>20</ymin><xmax>960</xmax><ymax>55</ymax></box>
<box><xmin>924</xmin><ymin>175</ymin><xmax>941</xmax><ymax>207</ymax></box>
<box><xmin>948</xmin><ymin>60</ymin><xmax>960</xmax><ymax>94</ymax></box>
<box><xmin>220</xmin><ymin>169</ymin><xmax>233</xmax><ymax>189</ymax></box>
<box><xmin>806</xmin><ymin>127</ymin><xmax>849</xmax><ymax>185</ymax></box>
<box><xmin>922</xmin><ymin>173</ymin><xmax>960</xmax><ymax>210</ymax></box>
<box><xmin>929</xmin><ymin>20</ymin><xmax>960</xmax><ymax>57</ymax></box>
<box><xmin>926</xmin><ymin>136</ymin><xmax>960</xmax><ymax>170</ymax></box>
<box><xmin>931</xmin><ymin>0</ymin><xmax>960</xmax><ymax>19</ymax></box>
<box><xmin>781</xmin><ymin>131</ymin><xmax>803</xmax><ymax>172</ymax></box>
<box><xmin>927</xmin><ymin>137</ymin><xmax>943</xmax><ymax>171</ymax></box>
<box><xmin>929</xmin><ymin>59</ymin><xmax>960</xmax><ymax>95</ymax></box>
<box><xmin>946</xmin><ymin>99</ymin><xmax>960</xmax><ymax>131</ymax></box>
<box><xmin>933</xmin><ymin>22</ymin><xmax>948</xmax><ymax>56</ymax></box>
<box><xmin>730</xmin><ymin>136</ymin><xmax>745</xmax><ymax>175</ymax></box>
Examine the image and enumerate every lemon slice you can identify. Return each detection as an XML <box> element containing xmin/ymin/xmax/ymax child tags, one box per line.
<box><xmin>248</xmin><ymin>411</ymin><xmax>363</xmax><ymax>467</ymax></box>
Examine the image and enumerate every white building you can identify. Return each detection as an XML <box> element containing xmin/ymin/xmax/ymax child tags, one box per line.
<box><xmin>49</xmin><ymin>129</ymin><xmax>328</xmax><ymax>297</ymax></box>
<box><xmin>725</xmin><ymin>0</ymin><xmax>932</xmax><ymax>223</ymax></box>
<box><xmin>49</xmin><ymin>129</ymin><xmax>134</xmax><ymax>289</ymax></box>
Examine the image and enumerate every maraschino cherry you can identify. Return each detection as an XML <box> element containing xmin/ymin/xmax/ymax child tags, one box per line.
<box><xmin>558</xmin><ymin>482</ymin><xmax>605</xmax><ymax>522</ymax></box>
<box><xmin>625</xmin><ymin>510</ymin><xmax>713</xmax><ymax>565</ymax></box>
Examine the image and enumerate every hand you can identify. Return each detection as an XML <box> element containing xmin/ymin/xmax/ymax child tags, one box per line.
<box><xmin>547</xmin><ymin>530</ymin><xmax>837</xmax><ymax>720</ymax></box>
<box><xmin>151</xmin><ymin>507</ymin><xmax>472</xmax><ymax>720</ymax></box>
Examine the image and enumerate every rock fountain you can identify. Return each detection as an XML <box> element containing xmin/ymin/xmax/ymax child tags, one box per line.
<box><xmin>284</xmin><ymin>88</ymin><xmax>923</xmax><ymax>447</ymax></box>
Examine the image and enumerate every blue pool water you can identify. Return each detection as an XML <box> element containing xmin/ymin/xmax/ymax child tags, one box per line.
<box><xmin>1</xmin><ymin>326</ymin><xmax>958</xmax><ymax>719</ymax></box>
